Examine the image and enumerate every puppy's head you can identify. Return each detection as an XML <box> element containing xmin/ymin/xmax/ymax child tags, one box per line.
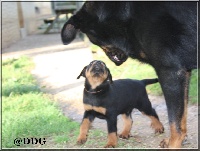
<box><xmin>77</xmin><ymin>60</ymin><xmax>113</xmax><ymax>89</ymax></box>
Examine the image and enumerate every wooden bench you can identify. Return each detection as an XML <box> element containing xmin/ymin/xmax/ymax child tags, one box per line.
<box><xmin>44</xmin><ymin>2</ymin><xmax>77</xmax><ymax>34</ymax></box>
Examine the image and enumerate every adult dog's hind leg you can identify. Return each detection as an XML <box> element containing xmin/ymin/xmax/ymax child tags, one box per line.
<box><xmin>119</xmin><ymin>113</ymin><xmax>133</xmax><ymax>139</ymax></box>
<box><xmin>158</xmin><ymin>68</ymin><xmax>191</xmax><ymax>148</ymax></box>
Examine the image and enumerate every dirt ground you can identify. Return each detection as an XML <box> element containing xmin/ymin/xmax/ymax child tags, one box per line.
<box><xmin>3</xmin><ymin>34</ymin><xmax>198</xmax><ymax>149</ymax></box>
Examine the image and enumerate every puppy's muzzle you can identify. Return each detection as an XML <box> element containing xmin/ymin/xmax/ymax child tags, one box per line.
<box><xmin>91</xmin><ymin>61</ymin><xmax>105</xmax><ymax>76</ymax></box>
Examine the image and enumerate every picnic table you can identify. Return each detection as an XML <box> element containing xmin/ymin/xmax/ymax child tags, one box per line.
<box><xmin>44</xmin><ymin>2</ymin><xmax>77</xmax><ymax>34</ymax></box>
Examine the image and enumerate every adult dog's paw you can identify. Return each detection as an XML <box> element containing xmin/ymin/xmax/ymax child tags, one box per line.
<box><xmin>159</xmin><ymin>138</ymin><xmax>169</xmax><ymax>148</ymax></box>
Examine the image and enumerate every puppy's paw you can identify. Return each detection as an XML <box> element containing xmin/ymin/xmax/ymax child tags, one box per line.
<box><xmin>105</xmin><ymin>132</ymin><xmax>117</xmax><ymax>148</ymax></box>
<box><xmin>104</xmin><ymin>143</ymin><xmax>116</xmax><ymax>148</ymax></box>
<box><xmin>154</xmin><ymin>126</ymin><xmax>164</xmax><ymax>134</ymax></box>
<box><xmin>151</xmin><ymin>122</ymin><xmax>164</xmax><ymax>134</ymax></box>
<box><xmin>77</xmin><ymin>135</ymin><xmax>87</xmax><ymax>144</ymax></box>
<box><xmin>119</xmin><ymin>132</ymin><xmax>131</xmax><ymax>139</ymax></box>
<box><xmin>159</xmin><ymin>138</ymin><xmax>169</xmax><ymax>148</ymax></box>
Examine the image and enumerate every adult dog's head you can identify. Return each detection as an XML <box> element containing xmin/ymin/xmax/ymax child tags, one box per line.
<box><xmin>61</xmin><ymin>2</ymin><xmax>129</xmax><ymax>66</ymax></box>
<box><xmin>77</xmin><ymin>60</ymin><xmax>112</xmax><ymax>89</ymax></box>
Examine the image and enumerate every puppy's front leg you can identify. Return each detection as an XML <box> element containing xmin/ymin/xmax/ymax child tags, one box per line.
<box><xmin>77</xmin><ymin>111</ymin><xmax>94</xmax><ymax>144</ymax></box>
<box><xmin>104</xmin><ymin>116</ymin><xmax>118</xmax><ymax>148</ymax></box>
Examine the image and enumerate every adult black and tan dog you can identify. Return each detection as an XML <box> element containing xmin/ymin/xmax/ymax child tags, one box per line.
<box><xmin>61</xmin><ymin>2</ymin><xmax>197</xmax><ymax>148</ymax></box>
<box><xmin>77</xmin><ymin>60</ymin><xmax>164</xmax><ymax>148</ymax></box>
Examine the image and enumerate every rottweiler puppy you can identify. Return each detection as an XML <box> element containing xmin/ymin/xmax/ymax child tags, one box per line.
<box><xmin>61</xmin><ymin>2</ymin><xmax>197</xmax><ymax>148</ymax></box>
<box><xmin>77</xmin><ymin>60</ymin><xmax>164</xmax><ymax>148</ymax></box>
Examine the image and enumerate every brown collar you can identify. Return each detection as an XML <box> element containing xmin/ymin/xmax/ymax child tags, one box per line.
<box><xmin>84</xmin><ymin>88</ymin><xmax>103</xmax><ymax>94</ymax></box>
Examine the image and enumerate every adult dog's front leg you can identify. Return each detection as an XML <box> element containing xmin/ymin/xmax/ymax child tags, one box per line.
<box><xmin>157</xmin><ymin>68</ymin><xmax>191</xmax><ymax>148</ymax></box>
<box><xmin>77</xmin><ymin>111</ymin><xmax>95</xmax><ymax>144</ymax></box>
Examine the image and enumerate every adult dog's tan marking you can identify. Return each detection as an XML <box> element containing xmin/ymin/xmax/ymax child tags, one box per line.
<box><xmin>160</xmin><ymin>71</ymin><xmax>191</xmax><ymax>148</ymax></box>
<box><xmin>140</xmin><ymin>51</ymin><xmax>147</xmax><ymax>59</ymax></box>
<box><xmin>180</xmin><ymin>71</ymin><xmax>191</xmax><ymax>141</ymax></box>
<box><xmin>169</xmin><ymin>123</ymin><xmax>182</xmax><ymax>148</ymax></box>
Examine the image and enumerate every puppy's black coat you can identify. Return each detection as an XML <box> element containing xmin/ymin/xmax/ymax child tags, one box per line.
<box><xmin>61</xmin><ymin>2</ymin><xmax>197</xmax><ymax>148</ymax></box>
<box><xmin>77</xmin><ymin>60</ymin><xmax>164</xmax><ymax>148</ymax></box>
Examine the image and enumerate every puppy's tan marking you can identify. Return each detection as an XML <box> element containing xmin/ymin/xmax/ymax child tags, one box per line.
<box><xmin>77</xmin><ymin>118</ymin><xmax>90</xmax><ymax>144</ymax></box>
<box><xmin>93</xmin><ymin>106</ymin><xmax>106</xmax><ymax>115</ymax></box>
<box><xmin>104</xmin><ymin>132</ymin><xmax>118</xmax><ymax>148</ymax></box>
<box><xmin>149</xmin><ymin>116</ymin><xmax>164</xmax><ymax>133</ymax></box>
<box><xmin>142</xmin><ymin>112</ymin><xmax>164</xmax><ymax>133</ymax></box>
<box><xmin>85</xmin><ymin>61</ymin><xmax>108</xmax><ymax>89</ymax></box>
<box><xmin>84</xmin><ymin>104</ymin><xmax>92</xmax><ymax>111</ymax></box>
<box><xmin>84</xmin><ymin>104</ymin><xmax>106</xmax><ymax>115</ymax></box>
<box><xmin>119</xmin><ymin>114</ymin><xmax>132</xmax><ymax>139</ymax></box>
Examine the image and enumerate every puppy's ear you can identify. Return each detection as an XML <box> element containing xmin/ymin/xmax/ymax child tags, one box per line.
<box><xmin>107</xmin><ymin>68</ymin><xmax>113</xmax><ymax>84</ymax></box>
<box><xmin>61</xmin><ymin>16</ymin><xmax>79</xmax><ymax>45</ymax></box>
<box><xmin>77</xmin><ymin>66</ymin><xmax>87</xmax><ymax>79</ymax></box>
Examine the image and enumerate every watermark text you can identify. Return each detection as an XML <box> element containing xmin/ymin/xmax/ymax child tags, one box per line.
<box><xmin>14</xmin><ymin>138</ymin><xmax>46</xmax><ymax>146</ymax></box>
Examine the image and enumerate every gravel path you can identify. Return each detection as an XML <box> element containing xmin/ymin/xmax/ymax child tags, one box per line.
<box><xmin>2</xmin><ymin>33</ymin><xmax>198</xmax><ymax>149</ymax></box>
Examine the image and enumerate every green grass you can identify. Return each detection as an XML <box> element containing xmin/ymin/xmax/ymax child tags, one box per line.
<box><xmin>189</xmin><ymin>69</ymin><xmax>198</xmax><ymax>103</ymax></box>
<box><xmin>91</xmin><ymin>45</ymin><xmax>198</xmax><ymax>103</ymax></box>
<box><xmin>2</xmin><ymin>56</ymin><xmax>80</xmax><ymax>148</ymax></box>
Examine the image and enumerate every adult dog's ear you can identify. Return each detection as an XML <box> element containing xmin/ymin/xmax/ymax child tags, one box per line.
<box><xmin>107</xmin><ymin>68</ymin><xmax>113</xmax><ymax>84</ymax></box>
<box><xmin>61</xmin><ymin>16</ymin><xmax>79</xmax><ymax>45</ymax></box>
<box><xmin>77</xmin><ymin>66</ymin><xmax>87</xmax><ymax>79</ymax></box>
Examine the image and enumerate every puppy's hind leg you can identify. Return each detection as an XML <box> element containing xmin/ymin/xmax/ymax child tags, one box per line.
<box><xmin>77</xmin><ymin>111</ymin><xmax>95</xmax><ymax>144</ymax></box>
<box><xmin>139</xmin><ymin>97</ymin><xmax>164</xmax><ymax>134</ymax></box>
